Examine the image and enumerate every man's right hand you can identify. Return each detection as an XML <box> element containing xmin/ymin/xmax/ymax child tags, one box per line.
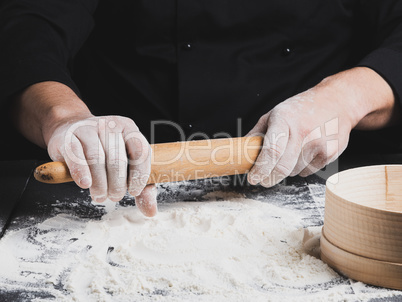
<box><xmin>47</xmin><ymin>115</ymin><xmax>157</xmax><ymax>216</ymax></box>
<box><xmin>12</xmin><ymin>81</ymin><xmax>157</xmax><ymax>217</ymax></box>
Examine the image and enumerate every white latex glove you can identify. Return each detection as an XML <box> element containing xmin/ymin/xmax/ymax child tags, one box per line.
<box><xmin>47</xmin><ymin>115</ymin><xmax>157</xmax><ymax>217</ymax></box>
<box><xmin>247</xmin><ymin>67</ymin><xmax>397</xmax><ymax>187</ymax></box>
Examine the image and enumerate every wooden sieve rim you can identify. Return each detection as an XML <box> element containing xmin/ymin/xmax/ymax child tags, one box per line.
<box><xmin>321</xmin><ymin>228</ymin><xmax>402</xmax><ymax>290</ymax></box>
<box><xmin>325</xmin><ymin>164</ymin><xmax>402</xmax><ymax>215</ymax></box>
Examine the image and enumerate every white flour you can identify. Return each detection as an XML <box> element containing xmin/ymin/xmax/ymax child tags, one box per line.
<box><xmin>0</xmin><ymin>191</ymin><xmax>400</xmax><ymax>301</ymax></box>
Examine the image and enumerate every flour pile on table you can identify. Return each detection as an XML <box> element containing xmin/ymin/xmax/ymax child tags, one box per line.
<box><xmin>0</xmin><ymin>193</ymin><xmax>399</xmax><ymax>301</ymax></box>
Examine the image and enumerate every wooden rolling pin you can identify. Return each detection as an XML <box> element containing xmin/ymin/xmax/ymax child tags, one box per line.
<box><xmin>34</xmin><ymin>136</ymin><xmax>263</xmax><ymax>184</ymax></box>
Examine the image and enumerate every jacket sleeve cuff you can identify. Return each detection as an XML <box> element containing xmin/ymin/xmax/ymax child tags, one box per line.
<box><xmin>0</xmin><ymin>56</ymin><xmax>79</xmax><ymax>103</ymax></box>
<box><xmin>357</xmin><ymin>48</ymin><xmax>402</xmax><ymax>104</ymax></box>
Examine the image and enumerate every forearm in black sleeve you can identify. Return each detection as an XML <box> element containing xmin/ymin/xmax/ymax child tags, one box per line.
<box><xmin>0</xmin><ymin>0</ymin><xmax>99</xmax><ymax>102</ymax></box>
<box><xmin>357</xmin><ymin>0</ymin><xmax>402</xmax><ymax>103</ymax></box>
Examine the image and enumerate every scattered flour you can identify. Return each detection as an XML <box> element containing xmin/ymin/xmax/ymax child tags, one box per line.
<box><xmin>0</xmin><ymin>195</ymin><xmax>400</xmax><ymax>301</ymax></box>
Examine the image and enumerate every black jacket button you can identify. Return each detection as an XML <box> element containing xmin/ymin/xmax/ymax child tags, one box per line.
<box><xmin>282</xmin><ymin>47</ymin><xmax>292</xmax><ymax>56</ymax></box>
<box><xmin>182</xmin><ymin>43</ymin><xmax>193</xmax><ymax>50</ymax></box>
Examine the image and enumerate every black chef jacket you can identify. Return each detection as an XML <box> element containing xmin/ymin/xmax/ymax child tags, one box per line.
<box><xmin>1</xmin><ymin>0</ymin><xmax>402</xmax><ymax>150</ymax></box>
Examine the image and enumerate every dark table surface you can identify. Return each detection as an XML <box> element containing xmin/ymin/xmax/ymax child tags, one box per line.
<box><xmin>1</xmin><ymin>157</ymin><xmax>402</xmax><ymax>301</ymax></box>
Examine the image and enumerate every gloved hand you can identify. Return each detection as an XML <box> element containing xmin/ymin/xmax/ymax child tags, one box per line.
<box><xmin>12</xmin><ymin>81</ymin><xmax>157</xmax><ymax>216</ymax></box>
<box><xmin>47</xmin><ymin>115</ymin><xmax>157</xmax><ymax>217</ymax></box>
<box><xmin>247</xmin><ymin>67</ymin><xmax>397</xmax><ymax>187</ymax></box>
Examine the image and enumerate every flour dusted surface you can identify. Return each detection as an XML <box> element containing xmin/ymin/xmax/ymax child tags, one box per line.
<box><xmin>64</xmin><ymin>199</ymin><xmax>330</xmax><ymax>301</ymax></box>
<box><xmin>0</xmin><ymin>184</ymin><xmax>400</xmax><ymax>301</ymax></box>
